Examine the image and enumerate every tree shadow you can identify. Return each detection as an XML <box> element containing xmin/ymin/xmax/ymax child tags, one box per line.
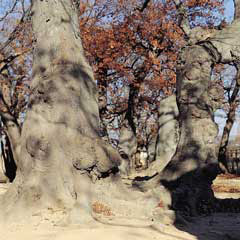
<box><xmin>158</xmin><ymin>160</ymin><xmax>240</xmax><ymax>240</ymax></box>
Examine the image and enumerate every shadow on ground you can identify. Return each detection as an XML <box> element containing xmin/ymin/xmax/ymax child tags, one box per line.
<box><xmin>172</xmin><ymin>173</ymin><xmax>240</xmax><ymax>240</ymax></box>
<box><xmin>143</xmin><ymin>165</ymin><xmax>240</xmax><ymax>240</ymax></box>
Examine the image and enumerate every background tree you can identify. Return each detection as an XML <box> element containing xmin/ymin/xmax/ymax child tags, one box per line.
<box><xmin>79</xmin><ymin>0</ymin><xmax>224</xmax><ymax>173</ymax></box>
<box><xmin>0</xmin><ymin>0</ymin><xmax>32</xmax><ymax>175</ymax></box>
<box><xmin>217</xmin><ymin>65</ymin><xmax>240</xmax><ymax>173</ymax></box>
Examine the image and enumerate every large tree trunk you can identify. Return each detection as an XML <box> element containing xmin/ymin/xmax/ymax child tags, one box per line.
<box><xmin>161</xmin><ymin>45</ymin><xmax>219</xmax><ymax>181</ymax></box>
<box><xmin>0</xmin><ymin>0</ymin><xmax>121</xmax><ymax>223</ymax></box>
<box><xmin>157</xmin><ymin>45</ymin><xmax>220</xmax><ymax>216</ymax></box>
<box><xmin>0</xmin><ymin>0</ymin><xmax>161</xmax><ymax>227</ymax></box>
<box><xmin>3</xmin><ymin>0</ymin><xmax>240</xmax><ymax>226</ymax></box>
<box><xmin>138</xmin><ymin>0</ymin><xmax>240</xmax><ymax>217</ymax></box>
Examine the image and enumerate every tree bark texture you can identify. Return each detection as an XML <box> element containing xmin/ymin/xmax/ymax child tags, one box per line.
<box><xmin>234</xmin><ymin>0</ymin><xmax>240</xmax><ymax>21</ymax></box>
<box><xmin>150</xmin><ymin>45</ymin><xmax>219</xmax><ymax>216</ymax></box>
<box><xmin>161</xmin><ymin>45</ymin><xmax>218</xmax><ymax>181</ymax></box>
<box><xmin>0</xmin><ymin>0</ymin><xmax>121</xmax><ymax>221</ymax></box>
<box><xmin>3</xmin><ymin>0</ymin><xmax>240</xmax><ymax>224</ymax></box>
<box><xmin>155</xmin><ymin>9</ymin><xmax>240</xmax><ymax>214</ymax></box>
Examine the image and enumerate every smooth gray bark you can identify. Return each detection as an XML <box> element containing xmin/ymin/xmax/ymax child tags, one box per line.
<box><xmin>149</xmin><ymin>1</ymin><xmax>240</xmax><ymax>215</ymax></box>
<box><xmin>161</xmin><ymin>46</ymin><xmax>218</xmax><ymax>181</ymax></box>
<box><xmin>118</xmin><ymin>122</ymin><xmax>137</xmax><ymax>175</ymax></box>
<box><xmin>154</xmin><ymin>94</ymin><xmax>179</xmax><ymax>173</ymax></box>
<box><xmin>0</xmin><ymin>0</ymin><xmax>159</xmax><ymax>227</ymax></box>
<box><xmin>0</xmin><ymin>0</ymin><xmax>121</xmax><ymax>221</ymax></box>
<box><xmin>2</xmin><ymin>0</ymin><xmax>240</xmax><ymax>223</ymax></box>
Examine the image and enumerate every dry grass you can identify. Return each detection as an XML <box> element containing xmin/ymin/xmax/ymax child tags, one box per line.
<box><xmin>212</xmin><ymin>185</ymin><xmax>240</xmax><ymax>193</ymax></box>
<box><xmin>217</xmin><ymin>174</ymin><xmax>240</xmax><ymax>180</ymax></box>
<box><xmin>212</xmin><ymin>174</ymin><xmax>240</xmax><ymax>193</ymax></box>
<box><xmin>156</xmin><ymin>200</ymin><xmax>164</xmax><ymax>208</ymax></box>
<box><xmin>92</xmin><ymin>201</ymin><xmax>114</xmax><ymax>216</ymax></box>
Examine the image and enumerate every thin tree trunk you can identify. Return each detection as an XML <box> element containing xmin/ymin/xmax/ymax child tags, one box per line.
<box><xmin>3</xmin><ymin>120</ymin><xmax>21</xmax><ymax>165</ymax></box>
<box><xmin>0</xmin><ymin>113</ymin><xmax>21</xmax><ymax>165</ymax></box>
<box><xmin>234</xmin><ymin>0</ymin><xmax>240</xmax><ymax>21</ymax></box>
<box><xmin>218</xmin><ymin>68</ymin><xmax>240</xmax><ymax>172</ymax></box>
<box><xmin>1</xmin><ymin>133</ymin><xmax>17</xmax><ymax>182</ymax></box>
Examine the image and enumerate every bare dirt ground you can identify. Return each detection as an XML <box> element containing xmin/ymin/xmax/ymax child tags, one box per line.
<box><xmin>1</xmin><ymin>174</ymin><xmax>240</xmax><ymax>240</ymax></box>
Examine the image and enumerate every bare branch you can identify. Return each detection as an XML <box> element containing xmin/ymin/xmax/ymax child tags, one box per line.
<box><xmin>21</xmin><ymin>0</ymin><xmax>26</xmax><ymax>14</ymax></box>
<box><xmin>0</xmin><ymin>111</ymin><xmax>16</xmax><ymax>123</ymax></box>
<box><xmin>0</xmin><ymin>51</ymin><xmax>28</xmax><ymax>74</ymax></box>
<box><xmin>172</xmin><ymin>0</ymin><xmax>191</xmax><ymax>39</ymax></box>
<box><xmin>138</xmin><ymin>0</ymin><xmax>151</xmax><ymax>12</ymax></box>
<box><xmin>234</xmin><ymin>0</ymin><xmax>240</xmax><ymax>21</ymax></box>
<box><xmin>0</xmin><ymin>0</ymin><xmax>19</xmax><ymax>22</ymax></box>
<box><xmin>0</xmin><ymin>5</ymin><xmax>32</xmax><ymax>51</ymax></box>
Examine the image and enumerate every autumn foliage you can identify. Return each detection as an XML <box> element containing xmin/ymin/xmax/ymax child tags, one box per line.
<box><xmin>78</xmin><ymin>0</ymin><xmax>224</xmax><ymax>147</ymax></box>
<box><xmin>0</xmin><ymin>0</ymin><xmax>32</xmax><ymax>130</ymax></box>
<box><xmin>0</xmin><ymin>0</ymin><xmax>225</xmax><ymax>153</ymax></box>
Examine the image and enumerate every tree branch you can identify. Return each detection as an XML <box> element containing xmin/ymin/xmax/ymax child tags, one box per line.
<box><xmin>0</xmin><ymin>0</ymin><xmax>19</xmax><ymax>22</ymax></box>
<box><xmin>0</xmin><ymin>51</ymin><xmax>27</xmax><ymax>74</ymax></box>
<box><xmin>173</xmin><ymin>0</ymin><xmax>191</xmax><ymax>38</ymax></box>
<box><xmin>234</xmin><ymin>0</ymin><xmax>240</xmax><ymax>21</ymax></box>
<box><xmin>0</xmin><ymin>5</ymin><xmax>32</xmax><ymax>51</ymax></box>
<box><xmin>0</xmin><ymin>111</ymin><xmax>16</xmax><ymax>123</ymax></box>
<box><xmin>138</xmin><ymin>0</ymin><xmax>151</xmax><ymax>12</ymax></box>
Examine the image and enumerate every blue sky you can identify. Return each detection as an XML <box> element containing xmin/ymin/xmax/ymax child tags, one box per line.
<box><xmin>224</xmin><ymin>0</ymin><xmax>235</xmax><ymax>22</ymax></box>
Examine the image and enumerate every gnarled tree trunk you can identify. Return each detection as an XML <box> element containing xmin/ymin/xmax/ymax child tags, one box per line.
<box><xmin>161</xmin><ymin>45</ymin><xmax>219</xmax><ymax>181</ymax></box>
<box><xmin>0</xmin><ymin>0</ymin><xmax>162</xmax><ymax>227</ymax></box>
<box><xmin>0</xmin><ymin>0</ymin><xmax>121</xmax><ymax>222</ymax></box>
<box><xmin>3</xmin><ymin>0</ymin><xmax>240</xmax><ymax>226</ymax></box>
<box><xmin>157</xmin><ymin>45</ymin><xmax>219</xmax><ymax>216</ymax></box>
<box><xmin>142</xmin><ymin>0</ymin><xmax>240</xmax><ymax>217</ymax></box>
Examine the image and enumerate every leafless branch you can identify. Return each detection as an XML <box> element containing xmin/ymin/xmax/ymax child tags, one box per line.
<box><xmin>0</xmin><ymin>111</ymin><xmax>16</xmax><ymax>123</ymax></box>
<box><xmin>234</xmin><ymin>0</ymin><xmax>240</xmax><ymax>21</ymax></box>
<box><xmin>0</xmin><ymin>51</ymin><xmax>28</xmax><ymax>74</ymax></box>
<box><xmin>21</xmin><ymin>0</ymin><xmax>26</xmax><ymax>14</ymax></box>
<box><xmin>0</xmin><ymin>4</ymin><xmax>32</xmax><ymax>52</ymax></box>
<box><xmin>137</xmin><ymin>0</ymin><xmax>151</xmax><ymax>12</ymax></box>
<box><xmin>0</xmin><ymin>0</ymin><xmax>19</xmax><ymax>21</ymax></box>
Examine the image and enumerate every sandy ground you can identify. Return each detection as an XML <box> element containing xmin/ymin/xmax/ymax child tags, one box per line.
<box><xmin>0</xmin><ymin>222</ymin><xmax>196</xmax><ymax>240</ymax></box>
<box><xmin>1</xmin><ymin>174</ymin><xmax>240</xmax><ymax>240</ymax></box>
<box><xmin>2</xmin><ymin>213</ymin><xmax>240</xmax><ymax>240</ymax></box>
